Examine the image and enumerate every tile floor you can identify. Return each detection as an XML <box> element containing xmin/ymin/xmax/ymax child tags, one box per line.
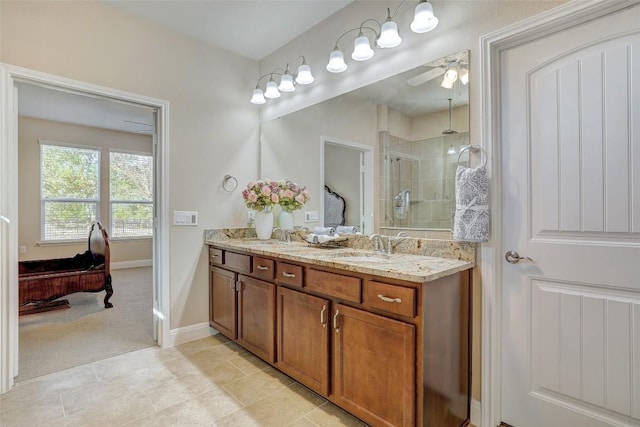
<box><xmin>0</xmin><ymin>335</ymin><xmax>368</xmax><ymax>427</ymax></box>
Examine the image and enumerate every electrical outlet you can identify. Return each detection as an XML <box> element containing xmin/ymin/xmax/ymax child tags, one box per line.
<box><xmin>19</xmin><ymin>245</ymin><xmax>26</xmax><ymax>254</ymax></box>
<box><xmin>304</xmin><ymin>211</ymin><xmax>319</xmax><ymax>222</ymax></box>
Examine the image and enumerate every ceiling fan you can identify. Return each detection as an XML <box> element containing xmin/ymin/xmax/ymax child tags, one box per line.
<box><xmin>406</xmin><ymin>51</ymin><xmax>469</xmax><ymax>87</ymax></box>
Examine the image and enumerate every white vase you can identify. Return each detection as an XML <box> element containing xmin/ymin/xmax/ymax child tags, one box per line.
<box><xmin>278</xmin><ymin>209</ymin><xmax>294</xmax><ymax>231</ymax></box>
<box><xmin>254</xmin><ymin>209</ymin><xmax>274</xmax><ymax>240</ymax></box>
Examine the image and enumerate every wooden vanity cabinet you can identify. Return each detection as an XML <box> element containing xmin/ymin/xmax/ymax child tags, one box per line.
<box><xmin>208</xmin><ymin>244</ymin><xmax>471</xmax><ymax>427</ymax></box>
<box><xmin>237</xmin><ymin>274</ymin><xmax>276</xmax><ymax>363</ymax></box>
<box><xmin>332</xmin><ymin>303</ymin><xmax>416</xmax><ymax>427</ymax></box>
<box><xmin>208</xmin><ymin>249</ymin><xmax>277</xmax><ymax>363</ymax></box>
<box><xmin>209</xmin><ymin>266</ymin><xmax>237</xmax><ymax>338</ymax></box>
<box><xmin>276</xmin><ymin>286</ymin><xmax>330</xmax><ymax>395</ymax></box>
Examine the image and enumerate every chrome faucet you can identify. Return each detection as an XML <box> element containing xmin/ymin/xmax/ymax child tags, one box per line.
<box><xmin>272</xmin><ymin>228</ymin><xmax>291</xmax><ymax>243</ymax></box>
<box><xmin>386</xmin><ymin>235</ymin><xmax>410</xmax><ymax>255</ymax></box>
<box><xmin>369</xmin><ymin>234</ymin><xmax>386</xmax><ymax>253</ymax></box>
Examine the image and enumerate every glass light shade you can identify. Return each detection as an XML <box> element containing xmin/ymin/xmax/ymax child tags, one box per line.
<box><xmin>295</xmin><ymin>64</ymin><xmax>314</xmax><ymax>84</ymax></box>
<box><xmin>444</xmin><ymin>68</ymin><xmax>458</xmax><ymax>82</ymax></box>
<box><xmin>352</xmin><ymin>35</ymin><xmax>374</xmax><ymax>61</ymax></box>
<box><xmin>440</xmin><ymin>77</ymin><xmax>454</xmax><ymax>89</ymax></box>
<box><xmin>326</xmin><ymin>49</ymin><xmax>348</xmax><ymax>73</ymax></box>
<box><xmin>278</xmin><ymin>73</ymin><xmax>295</xmax><ymax>92</ymax></box>
<box><xmin>411</xmin><ymin>1</ymin><xmax>439</xmax><ymax>33</ymax></box>
<box><xmin>377</xmin><ymin>20</ymin><xmax>402</xmax><ymax>48</ymax></box>
<box><xmin>447</xmin><ymin>145</ymin><xmax>456</xmax><ymax>155</ymax></box>
<box><xmin>264</xmin><ymin>80</ymin><xmax>281</xmax><ymax>98</ymax></box>
<box><xmin>250</xmin><ymin>88</ymin><xmax>266</xmax><ymax>104</ymax></box>
<box><xmin>459</xmin><ymin>68</ymin><xmax>469</xmax><ymax>85</ymax></box>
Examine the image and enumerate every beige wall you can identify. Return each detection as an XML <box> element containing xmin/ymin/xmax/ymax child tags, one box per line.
<box><xmin>1</xmin><ymin>0</ymin><xmax>260</xmax><ymax>329</ymax></box>
<box><xmin>18</xmin><ymin>116</ymin><xmax>153</xmax><ymax>263</ymax></box>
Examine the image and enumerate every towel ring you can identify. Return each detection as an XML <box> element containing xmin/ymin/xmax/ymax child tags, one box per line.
<box><xmin>222</xmin><ymin>174</ymin><xmax>238</xmax><ymax>193</ymax></box>
<box><xmin>457</xmin><ymin>145</ymin><xmax>487</xmax><ymax>168</ymax></box>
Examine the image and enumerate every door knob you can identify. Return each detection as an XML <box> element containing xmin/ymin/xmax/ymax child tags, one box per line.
<box><xmin>505</xmin><ymin>250</ymin><xmax>531</xmax><ymax>264</ymax></box>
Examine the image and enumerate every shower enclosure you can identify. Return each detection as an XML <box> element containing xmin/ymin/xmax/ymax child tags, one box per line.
<box><xmin>382</xmin><ymin>131</ymin><xmax>470</xmax><ymax>230</ymax></box>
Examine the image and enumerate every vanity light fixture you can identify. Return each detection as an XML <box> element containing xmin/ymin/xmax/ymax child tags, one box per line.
<box><xmin>326</xmin><ymin>2</ymin><xmax>439</xmax><ymax>74</ymax></box>
<box><xmin>410</xmin><ymin>0</ymin><xmax>439</xmax><ymax>33</ymax></box>
<box><xmin>249</xmin><ymin>56</ymin><xmax>315</xmax><ymax>104</ymax></box>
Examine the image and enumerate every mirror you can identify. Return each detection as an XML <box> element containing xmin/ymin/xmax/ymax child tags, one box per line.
<box><xmin>261</xmin><ymin>49</ymin><xmax>469</xmax><ymax>238</ymax></box>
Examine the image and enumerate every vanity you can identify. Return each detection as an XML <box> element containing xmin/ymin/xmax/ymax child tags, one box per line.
<box><xmin>205</xmin><ymin>230</ymin><xmax>474</xmax><ymax>427</ymax></box>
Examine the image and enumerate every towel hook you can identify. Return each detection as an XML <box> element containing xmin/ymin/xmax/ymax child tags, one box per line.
<box><xmin>457</xmin><ymin>145</ymin><xmax>487</xmax><ymax>168</ymax></box>
<box><xmin>222</xmin><ymin>174</ymin><xmax>238</xmax><ymax>193</ymax></box>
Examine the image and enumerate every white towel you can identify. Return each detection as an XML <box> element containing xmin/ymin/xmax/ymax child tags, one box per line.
<box><xmin>313</xmin><ymin>226</ymin><xmax>335</xmax><ymax>236</ymax></box>
<box><xmin>453</xmin><ymin>165</ymin><xmax>489</xmax><ymax>242</ymax></box>
<box><xmin>336</xmin><ymin>226</ymin><xmax>358</xmax><ymax>234</ymax></box>
<box><xmin>305</xmin><ymin>233</ymin><xmax>341</xmax><ymax>244</ymax></box>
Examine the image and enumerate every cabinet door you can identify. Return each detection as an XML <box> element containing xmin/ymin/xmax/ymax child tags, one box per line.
<box><xmin>209</xmin><ymin>266</ymin><xmax>237</xmax><ymax>339</ymax></box>
<box><xmin>332</xmin><ymin>303</ymin><xmax>416</xmax><ymax>427</ymax></box>
<box><xmin>237</xmin><ymin>275</ymin><xmax>276</xmax><ymax>363</ymax></box>
<box><xmin>276</xmin><ymin>286</ymin><xmax>330</xmax><ymax>396</ymax></box>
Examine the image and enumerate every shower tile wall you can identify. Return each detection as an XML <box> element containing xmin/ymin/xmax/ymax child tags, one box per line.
<box><xmin>380</xmin><ymin>130</ymin><xmax>469</xmax><ymax>230</ymax></box>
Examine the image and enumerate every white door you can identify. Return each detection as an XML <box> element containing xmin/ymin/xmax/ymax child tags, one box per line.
<box><xmin>501</xmin><ymin>4</ymin><xmax>640</xmax><ymax>426</ymax></box>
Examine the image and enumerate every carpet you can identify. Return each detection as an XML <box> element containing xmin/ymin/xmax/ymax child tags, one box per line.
<box><xmin>18</xmin><ymin>266</ymin><xmax>156</xmax><ymax>381</ymax></box>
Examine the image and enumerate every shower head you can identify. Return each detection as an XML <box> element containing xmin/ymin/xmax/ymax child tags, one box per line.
<box><xmin>442</xmin><ymin>98</ymin><xmax>458</xmax><ymax>135</ymax></box>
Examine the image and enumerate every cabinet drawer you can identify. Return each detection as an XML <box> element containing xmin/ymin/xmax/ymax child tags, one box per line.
<box><xmin>253</xmin><ymin>257</ymin><xmax>275</xmax><ymax>281</ymax></box>
<box><xmin>277</xmin><ymin>262</ymin><xmax>303</xmax><ymax>287</ymax></box>
<box><xmin>363</xmin><ymin>281</ymin><xmax>416</xmax><ymax>318</ymax></box>
<box><xmin>209</xmin><ymin>247</ymin><xmax>223</xmax><ymax>266</ymax></box>
<box><xmin>305</xmin><ymin>269</ymin><xmax>361</xmax><ymax>303</ymax></box>
<box><xmin>225</xmin><ymin>251</ymin><xmax>252</xmax><ymax>273</ymax></box>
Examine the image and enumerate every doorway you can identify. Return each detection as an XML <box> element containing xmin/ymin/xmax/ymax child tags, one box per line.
<box><xmin>0</xmin><ymin>64</ymin><xmax>170</xmax><ymax>392</ymax></box>
<box><xmin>321</xmin><ymin>137</ymin><xmax>373</xmax><ymax>234</ymax></box>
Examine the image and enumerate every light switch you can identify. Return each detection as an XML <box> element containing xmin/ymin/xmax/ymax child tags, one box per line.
<box><xmin>304</xmin><ymin>211</ymin><xmax>319</xmax><ymax>222</ymax></box>
<box><xmin>173</xmin><ymin>211</ymin><xmax>198</xmax><ymax>226</ymax></box>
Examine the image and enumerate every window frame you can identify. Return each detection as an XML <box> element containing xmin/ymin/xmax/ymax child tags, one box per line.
<box><xmin>108</xmin><ymin>148</ymin><xmax>154</xmax><ymax>239</ymax></box>
<box><xmin>39</xmin><ymin>140</ymin><xmax>101</xmax><ymax>242</ymax></box>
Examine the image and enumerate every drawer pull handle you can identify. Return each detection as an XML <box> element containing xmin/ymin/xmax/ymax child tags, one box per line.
<box><xmin>320</xmin><ymin>305</ymin><xmax>327</xmax><ymax>328</ymax></box>
<box><xmin>282</xmin><ymin>272</ymin><xmax>296</xmax><ymax>278</ymax></box>
<box><xmin>333</xmin><ymin>309</ymin><xmax>340</xmax><ymax>332</ymax></box>
<box><xmin>256</xmin><ymin>265</ymin><xmax>269</xmax><ymax>271</ymax></box>
<box><xmin>378</xmin><ymin>294</ymin><xmax>402</xmax><ymax>304</ymax></box>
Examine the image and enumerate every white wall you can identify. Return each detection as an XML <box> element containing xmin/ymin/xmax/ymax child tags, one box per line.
<box><xmin>1</xmin><ymin>1</ymin><xmax>260</xmax><ymax>329</ymax></box>
<box><xmin>260</xmin><ymin>93</ymin><xmax>377</xmax><ymax>226</ymax></box>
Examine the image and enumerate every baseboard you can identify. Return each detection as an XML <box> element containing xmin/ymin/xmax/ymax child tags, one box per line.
<box><xmin>471</xmin><ymin>398</ymin><xmax>482</xmax><ymax>426</ymax></box>
<box><xmin>111</xmin><ymin>259</ymin><xmax>152</xmax><ymax>270</ymax></box>
<box><xmin>167</xmin><ymin>322</ymin><xmax>215</xmax><ymax>347</ymax></box>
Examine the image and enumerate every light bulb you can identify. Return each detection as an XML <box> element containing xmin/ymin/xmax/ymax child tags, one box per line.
<box><xmin>278</xmin><ymin>73</ymin><xmax>295</xmax><ymax>92</ymax></box>
<box><xmin>444</xmin><ymin>68</ymin><xmax>458</xmax><ymax>82</ymax></box>
<box><xmin>377</xmin><ymin>20</ymin><xmax>402</xmax><ymax>48</ymax></box>
<box><xmin>447</xmin><ymin>145</ymin><xmax>456</xmax><ymax>155</ymax></box>
<box><xmin>296</xmin><ymin>63</ymin><xmax>314</xmax><ymax>84</ymax></box>
<box><xmin>440</xmin><ymin>77</ymin><xmax>454</xmax><ymax>89</ymax></box>
<box><xmin>264</xmin><ymin>80</ymin><xmax>281</xmax><ymax>99</ymax></box>
<box><xmin>250</xmin><ymin>88</ymin><xmax>266</xmax><ymax>104</ymax></box>
<box><xmin>411</xmin><ymin>1</ymin><xmax>439</xmax><ymax>33</ymax></box>
<box><xmin>352</xmin><ymin>34</ymin><xmax>374</xmax><ymax>61</ymax></box>
<box><xmin>459</xmin><ymin>67</ymin><xmax>469</xmax><ymax>85</ymax></box>
<box><xmin>326</xmin><ymin>48</ymin><xmax>348</xmax><ymax>73</ymax></box>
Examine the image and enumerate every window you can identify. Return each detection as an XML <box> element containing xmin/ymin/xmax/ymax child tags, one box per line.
<box><xmin>110</xmin><ymin>151</ymin><xmax>153</xmax><ymax>237</ymax></box>
<box><xmin>40</xmin><ymin>143</ymin><xmax>100</xmax><ymax>240</ymax></box>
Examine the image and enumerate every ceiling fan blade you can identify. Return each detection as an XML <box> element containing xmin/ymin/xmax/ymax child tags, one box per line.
<box><xmin>406</xmin><ymin>67</ymin><xmax>445</xmax><ymax>87</ymax></box>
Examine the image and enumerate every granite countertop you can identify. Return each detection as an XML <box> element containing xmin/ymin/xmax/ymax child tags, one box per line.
<box><xmin>206</xmin><ymin>236</ymin><xmax>474</xmax><ymax>284</ymax></box>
